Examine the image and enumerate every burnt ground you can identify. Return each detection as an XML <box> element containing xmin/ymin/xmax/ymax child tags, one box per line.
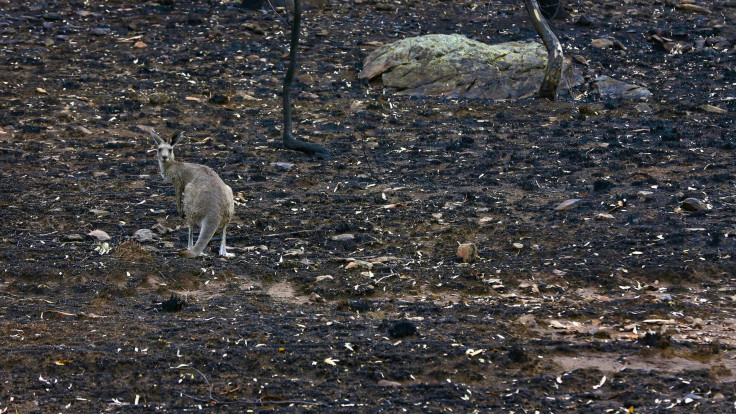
<box><xmin>1</xmin><ymin>0</ymin><xmax>736</xmax><ymax>412</ymax></box>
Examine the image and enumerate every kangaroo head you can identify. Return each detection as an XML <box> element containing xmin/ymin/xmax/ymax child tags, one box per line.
<box><xmin>150</xmin><ymin>130</ymin><xmax>183</xmax><ymax>177</ymax></box>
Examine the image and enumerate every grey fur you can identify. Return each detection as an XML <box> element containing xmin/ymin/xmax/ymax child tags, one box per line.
<box><xmin>150</xmin><ymin>130</ymin><xmax>235</xmax><ymax>258</ymax></box>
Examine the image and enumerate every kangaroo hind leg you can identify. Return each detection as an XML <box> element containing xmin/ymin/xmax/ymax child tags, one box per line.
<box><xmin>219</xmin><ymin>226</ymin><xmax>234</xmax><ymax>258</ymax></box>
<box><xmin>179</xmin><ymin>218</ymin><xmax>218</xmax><ymax>258</ymax></box>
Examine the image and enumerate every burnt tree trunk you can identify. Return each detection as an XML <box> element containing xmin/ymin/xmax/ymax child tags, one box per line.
<box><xmin>524</xmin><ymin>0</ymin><xmax>564</xmax><ymax>100</ymax></box>
<box><xmin>282</xmin><ymin>0</ymin><xmax>330</xmax><ymax>156</ymax></box>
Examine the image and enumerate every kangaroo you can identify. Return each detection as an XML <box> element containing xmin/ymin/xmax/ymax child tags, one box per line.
<box><xmin>149</xmin><ymin>130</ymin><xmax>235</xmax><ymax>258</ymax></box>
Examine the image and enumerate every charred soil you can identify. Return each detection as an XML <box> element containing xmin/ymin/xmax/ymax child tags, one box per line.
<box><xmin>1</xmin><ymin>0</ymin><xmax>735</xmax><ymax>412</ymax></box>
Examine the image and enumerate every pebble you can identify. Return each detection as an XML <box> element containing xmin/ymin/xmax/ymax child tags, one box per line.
<box><xmin>133</xmin><ymin>228</ymin><xmax>155</xmax><ymax>243</ymax></box>
<box><xmin>87</xmin><ymin>229</ymin><xmax>111</xmax><ymax>241</ymax></box>
<box><xmin>315</xmin><ymin>275</ymin><xmax>334</xmax><ymax>282</ymax></box>
<box><xmin>456</xmin><ymin>242</ymin><xmax>478</xmax><ymax>263</ymax></box>
<box><xmin>517</xmin><ymin>314</ymin><xmax>537</xmax><ymax>326</ymax></box>
<box><xmin>594</xmin><ymin>76</ymin><xmax>651</xmax><ymax>100</ymax></box>
<box><xmin>635</xmin><ymin>103</ymin><xmax>652</xmax><ymax>113</ymax></box>
<box><xmin>345</xmin><ymin>260</ymin><xmax>373</xmax><ymax>270</ymax></box>
<box><xmin>388</xmin><ymin>320</ymin><xmax>417</xmax><ymax>338</ymax></box>
<box><xmin>681</xmin><ymin>198</ymin><xmax>707</xmax><ymax>212</ymax></box>
<box><xmin>331</xmin><ymin>233</ymin><xmax>355</xmax><ymax>242</ymax></box>
<box><xmin>89</xmin><ymin>27</ymin><xmax>111</xmax><ymax>36</ymax></box>
<box><xmin>596</xmin><ymin>213</ymin><xmax>615</xmax><ymax>221</ymax></box>
<box><xmin>208</xmin><ymin>94</ymin><xmax>230</xmax><ymax>105</ymax></box>
<box><xmin>270</xmin><ymin>162</ymin><xmax>296</xmax><ymax>171</ymax></box>
<box><xmin>554</xmin><ymin>198</ymin><xmax>581</xmax><ymax>211</ymax></box>
<box><xmin>377</xmin><ymin>380</ymin><xmax>402</xmax><ymax>387</ymax></box>
<box><xmin>591</xmin><ymin>38</ymin><xmax>614</xmax><ymax>48</ymax></box>
<box><xmin>151</xmin><ymin>223</ymin><xmax>174</xmax><ymax>234</ymax></box>
<box><xmin>148</xmin><ymin>93</ymin><xmax>171</xmax><ymax>106</ymax></box>
<box><xmin>700</xmin><ymin>104</ymin><xmax>727</xmax><ymax>114</ymax></box>
<box><xmin>63</xmin><ymin>234</ymin><xmax>85</xmax><ymax>242</ymax></box>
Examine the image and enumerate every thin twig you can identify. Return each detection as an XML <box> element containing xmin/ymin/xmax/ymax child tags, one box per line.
<box><xmin>263</xmin><ymin>228</ymin><xmax>325</xmax><ymax>238</ymax></box>
<box><xmin>266</xmin><ymin>0</ymin><xmax>291</xmax><ymax>28</ymax></box>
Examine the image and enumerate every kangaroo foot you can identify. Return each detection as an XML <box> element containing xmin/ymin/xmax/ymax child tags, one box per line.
<box><xmin>178</xmin><ymin>249</ymin><xmax>201</xmax><ymax>258</ymax></box>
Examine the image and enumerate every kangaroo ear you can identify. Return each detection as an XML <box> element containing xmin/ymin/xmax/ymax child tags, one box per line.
<box><xmin>170</xmin><ymin>131</ymin><xmax>184</xmax><ymax>146</ymax></box>
<box><xmin>149</xmin><ymin>130</ymin><xmax>164</xmax><ymax>146</ymax></box>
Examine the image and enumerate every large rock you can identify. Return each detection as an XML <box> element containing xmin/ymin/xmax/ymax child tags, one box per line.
<box><xmin>359</xmin><ymin>34</ymin><xmax>583</xmax><ymax>99</ymax></box>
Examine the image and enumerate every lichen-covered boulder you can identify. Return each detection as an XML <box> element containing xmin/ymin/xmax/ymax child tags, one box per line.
<box><xmin>359</xmin><ymin>34</ymin><xmax>583</xmax><ymax>99</ymax></box>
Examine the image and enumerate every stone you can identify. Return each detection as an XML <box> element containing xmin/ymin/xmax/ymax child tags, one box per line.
<box><xmin>331</xmin><ymin>233</ymin><xmax>355</xmax><ymax>242</ymax></box>
<box><xmin>377</xmin><ymin>380</ymin><xmax>402</xmax><ymax>387</ymax></box>
<box><xmin>89</xmin><ymin>27</ymin><xmax>111</xmax><ymax>36</ymax></box>
<box><xmin>270</xmin><ymin>162</ymin><xmax>296</xmax><ymax>171</ymax></box>
<box><xmin>594</xmin><ymin>76</ymin><xmax>651</xmax><ymax>100</ymax></box>
<box><xmin>635</xmin><ymin>103</ymin><xmax>652</xmax><ymax>113</ymax></box>
<box><xmin>554</xmin><ymin>198</ymin><xmax>581</xmax><ymax>211</ymax></box>
<box><xmin>151</xmin><ymin>223</ymin><xmax>174</xmax><ymax>234</ymax></box>
<box><xmin>87</xmin><ymin>229</ymin><xmax>111</xmax><ymax>241</ymax></box>
<box><xmin>681</xmin><ymin>198</ymin><xmax>707</xmax><ymax>212</ymax></box>
<box><xmin>388</xmin><ymin>320</ymin><xmax>417</xmax><ymax>338</ymax></box>
<box><xmin>133</xmin><ymin>228</ymin><xmax>155</xmax><ymax>243</ymax></box>
<box><xmin>148</xmin><ymin>93</ymin><xmax>171</xmax><ymax>106</ymax></box>
<box><xmin>63</xmin><ymin>233</ymin><xmax>85</xmax><ymax>242</ymax></box>
<box><xmin>517</xmin><ymin>314</ymin><xmax>537</xmax><ymax>326</ymax></box>
<box><xmin>700</xmin><ymin>104</ymin><xmax>727</xmax><ymax>114</ymax></box>
<box><xmin>457</xmin><ymin>242</ymin><xmax>478</xmax><ymax>263</ymax></box>
<box><xmin>359</xmin><ymin>34</ymin><xmax>583</xmax><ymax>99</ymax></box>
<box><xmin>591</xmin><ymin>38</ymin><xmax>614</xmax><ymax>49</ymax></box>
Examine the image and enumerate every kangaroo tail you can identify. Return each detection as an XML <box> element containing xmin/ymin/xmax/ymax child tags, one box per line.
<box><xmin>179</xmin><ymin>218</ymin><xmax>219</xmax><ymax>257</ymax></box>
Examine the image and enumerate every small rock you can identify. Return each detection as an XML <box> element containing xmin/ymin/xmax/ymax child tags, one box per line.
<box><xmin>270</xmin><ymin>162</ymin><xmax>296</xmax><ymax>171</ymax></box>
<box><xmin>692</xmin><ymin>317</ymin><xmax>704</xmax><ymax>328</ymax></box>
<box><xmin>75</xmin><ymin>126</ymin><xmax>93</xmax><ymax>135</ymax></box>
<box><xmin>133</xmin><ymin>228</ymin><xmax>155</xmax><ymax>243</ymax></box>
<box><xmin>578</xmin><ymin>105</ymin><xmax>598</xmax><ymax>116</ymax></box>
<box><xmin>457</xmin><ymin>242</ymin><xmax>478</xmax><ymax>263</ymax></box>
<box><xmin>345</xmin><ymin>260</ymin><xmax>373</xmax><ymax>270</ymax></box>
<box><xmin>676</xmin><ymin>3</ymin><xmax>710</xmax><ymax>13</ymax></box>
<box><xmin>87</xmin><ymin>229</ymin><xmax>111</xmax><ymax>241</ymax></box>
<box><xmin>591</xmin><ymin>38</ymin><xmax>614</xmax><ymax>49</ymax></box>
<box><xmin>377</xmin><ymin>380</ymin><xmax>402</xmax><ymax>387</ymax></box>
<box><xmin>309</xmin><ymin>292</ymin><xmax>324</xmax><ymax>303</ymax></box>
<box><xmin>517</xmin><ymin>314</ymin><xmax>537</xmax><ymax>326</ymax></box>
<box><xmin>148</xmin><ymin>93</ymin><xmax>171</xmax><ymax>106</ymax></box>
<box><xmin>331</xmin><ymin>233</ymin><xmax>355</xmax><ymax>242</ymax></box>
<box><xmin>512</xmin><ymin>242</ymin><xmax>524</xmax><ymax>249</ymax></box>
<box><xmin>300</xmin><ymin>92</ymin><xmax>319</xmax><ymax>100</ymax></box>
<box><xmin>635</xmin><ymin>103</ymin><xmax>652</xmax><ymax>113</ymax></box>
<box><xmin>208</xmin><ymin>94</ymin><xmax>230</xmax><ymax>105</ymax></box>
<box><xmin>151</xmin><ymin>223</ymin><xmax>174</xmax><ymax>234</ymax></box>
<box><xmin>315</xmin><ymin>275</ymin><xmax>334</xmax><ymax>282</ymax></box>
<box><xmin>89</xmin><ymin>27</ymin><xmax>111</xmax><ymax>36</ymax></box>
<box><xmin>596</xmin><ymin>213</ymin><xmax>615</xmax><ymax>221</ymax></box>
<box><xmin>700</xmin><ymin>104</ymin><xmax>727</xmax><ymax>114</ymax></box>
<box><xmin>681</xmin><ymin>198</ymin><xmax>707</xmax><ymax>212</ymax></box>
<box><xmin>574</xmin><ymin>15</ymin><xmax>597</xmax><ymax>27</ymax></box>
<box><xmin>133</xmin><ymin>41</ymin><xmax>147</xmax><ymax>48</ymax></box>
<box><xmin>594</xmin><ymin>76</ymin><xmax>651</xmax><ymax>100</ymax></box>
<box><xmin>554</xmin><ymin>198</ymin><xmax>581</xmax><ymax>211</ymax></box>
<box><xmin>388</xmin><ymin>320</ymin><xmax>417</xmax><ymax>338</ymax></box>
<box><xmin>63</xmin><ymin>234</ymin><xmax>85</xmax><ymax>242</ymax></box>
